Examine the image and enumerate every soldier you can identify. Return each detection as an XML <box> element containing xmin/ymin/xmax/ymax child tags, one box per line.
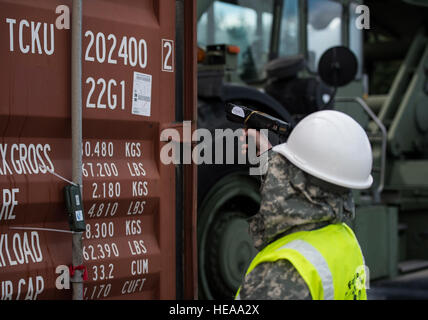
<box><xmin>237</xmin><ymin>110</ymin><xmax>372</xmax><ymax>300</ymax></box>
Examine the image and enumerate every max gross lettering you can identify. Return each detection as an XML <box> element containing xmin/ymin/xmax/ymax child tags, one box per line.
<box><xmin>169</xmin><ymin>304</ymin><xmax>260</xmax><ymax>317</ymax></box>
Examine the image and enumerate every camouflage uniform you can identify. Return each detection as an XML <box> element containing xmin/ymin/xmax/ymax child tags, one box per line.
<box><xmin>239</xmin><ymin>151</ymin><xmax>356</xmax><ymax>300</ymax></box>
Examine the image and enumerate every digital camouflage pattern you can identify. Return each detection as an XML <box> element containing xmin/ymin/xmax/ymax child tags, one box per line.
<box><xmin>239</xmin><ymin>151</ymin><xmax>356</xmax><ymax>300</ymax></box>
<box><xmin>238</xmin><ymin>260</ymin><xmax>312</xmax><ymax>300</ymax></box>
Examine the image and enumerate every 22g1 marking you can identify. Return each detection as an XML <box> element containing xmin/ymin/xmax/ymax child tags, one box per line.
<box><xmin>86</xmin><ymin>77</ymin><xmax>125</xmax><ymax>110</ymax></box>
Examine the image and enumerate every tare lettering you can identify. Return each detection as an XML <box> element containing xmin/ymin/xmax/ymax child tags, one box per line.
<box><xmin>0</xmin><ymin>188</ymin><xmax>19</xmax><ymax>221</ymax></box>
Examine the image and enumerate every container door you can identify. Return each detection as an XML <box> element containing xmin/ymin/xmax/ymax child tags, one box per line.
<box><xmin>0</xmin><ymin>0</ymin><xmax>196</xmax><ymax>300</ymax></box>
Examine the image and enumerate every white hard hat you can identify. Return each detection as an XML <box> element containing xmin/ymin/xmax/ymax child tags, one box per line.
<box><xmin>272</xmin><ymin>110</ymin><xmax>373</xmax><ymax>189</ymax></box>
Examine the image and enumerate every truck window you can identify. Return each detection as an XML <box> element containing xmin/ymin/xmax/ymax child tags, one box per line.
<box><xmin>307</xmin><ymin>0</ymin><xmax>343</xmax><ymax>72</ymax></box>
<box><xmin>278</xmin><ymin>0</ymin><xmax>300</xmax><ymax>57</ymax></box>
<box><xmin>197</xmin><ymin>0</ymin><xmax>274</xmax><ymax>82</ymax></box>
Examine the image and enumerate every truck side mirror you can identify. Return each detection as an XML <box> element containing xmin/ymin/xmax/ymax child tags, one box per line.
<box><xmin>318</xmin><ymin>46</ymin><xmax>358</xmax><ymax>88</ymax></box>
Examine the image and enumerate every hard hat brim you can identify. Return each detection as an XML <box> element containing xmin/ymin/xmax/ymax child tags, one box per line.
<box><xmin>272</xmin><ymin>143</ymin><xmax>374</xmax><ymax>190</ymax></box>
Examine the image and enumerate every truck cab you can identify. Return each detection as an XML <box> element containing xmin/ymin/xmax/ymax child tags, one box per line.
<box><xmin>197</xmin><ymin>0</ymin><xmax>362</xmax><ymax>84</ymax></box>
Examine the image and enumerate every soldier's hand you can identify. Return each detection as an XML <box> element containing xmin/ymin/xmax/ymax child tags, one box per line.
<box><xmin>240</xmin><ymin>128</ymin><xmax>272</xmax><ymax>156</ymax></box>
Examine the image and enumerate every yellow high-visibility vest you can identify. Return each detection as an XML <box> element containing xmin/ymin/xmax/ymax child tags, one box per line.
<box><xmin>236</xmin><ymin>223</ymin><xmax>367</xmax><ymax>300</ymax></box>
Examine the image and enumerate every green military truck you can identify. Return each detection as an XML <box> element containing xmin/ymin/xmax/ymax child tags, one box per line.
<box><xmin>196</xmin><ymin>0</ymin><xmax>428</xmax><ymax>299</ymax></box>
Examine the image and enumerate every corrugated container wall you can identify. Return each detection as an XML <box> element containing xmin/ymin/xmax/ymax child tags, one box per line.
<box><xmin>0</xmin><ymin>0</ymin><xmax>197</xmax><ymax>299</ymax></box>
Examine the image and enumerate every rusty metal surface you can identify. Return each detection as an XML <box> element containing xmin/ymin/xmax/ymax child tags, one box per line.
<box><xmin>182</xmin><ymin>0</ymin><xmax>198</xmax><ymax>300</ymax></box>
<box><xmin>0</xmin><ymin>0</ymin><xmax>183</xmax><ymax>299</ymax></box>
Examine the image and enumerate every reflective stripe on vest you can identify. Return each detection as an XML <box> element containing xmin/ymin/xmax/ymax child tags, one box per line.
<box><xmin>279</xmin><ymin>240</ymin><xmax>334</xmax><ymax>300</ymax></box>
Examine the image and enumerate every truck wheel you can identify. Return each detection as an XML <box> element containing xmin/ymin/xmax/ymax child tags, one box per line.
<box><xmin>197</xmin><ymin>173</ymin><xmax>260</xmax><ymax>299</ymax></box>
